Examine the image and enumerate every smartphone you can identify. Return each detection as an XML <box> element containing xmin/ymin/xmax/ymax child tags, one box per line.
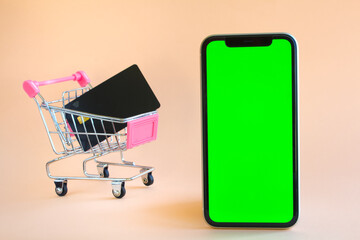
<box><xmin>201</xmin><ymin>33</ymin><xmax>299</xmax><ymax>228</ymax></box>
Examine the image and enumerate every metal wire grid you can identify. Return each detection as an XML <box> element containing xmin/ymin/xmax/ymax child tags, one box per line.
<box><xmin>34</xmin><ymin>87</ymin><xmax>156</xmax><ymax>155</ymax></box>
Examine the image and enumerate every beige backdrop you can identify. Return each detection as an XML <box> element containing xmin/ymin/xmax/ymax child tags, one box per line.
<box><xmin>0</xmin><ymin>0</ymin><xmax>359</xmax><ymax>239</ymax></box>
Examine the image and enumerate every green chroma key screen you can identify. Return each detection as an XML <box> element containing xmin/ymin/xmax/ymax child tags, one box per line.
<box><xmin>203</xmin><ymin>35</ymin><xmax>298</xmax><ymax>226</ymax></box>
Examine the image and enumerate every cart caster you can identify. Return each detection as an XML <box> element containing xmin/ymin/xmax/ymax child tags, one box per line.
<box><xmin>97</xmin><ymin>163</ymin><xmax>109</xmax><ymax>178</ymax></box>
<box><xmin>142</xmin><ymin>172</ymin><xmax>154</xmax><ymax>186</ymax></box>
<box><xmin>54</xmin><ymin>180</ymin><xmax>68</xmax><ymax>197</ymax></box>
<box><xmin>112</xmin><ymin>182</ymin><xmax>126</xmax><ymax>199</ymax></box>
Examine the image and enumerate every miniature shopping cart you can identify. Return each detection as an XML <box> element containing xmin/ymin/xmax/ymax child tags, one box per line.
<box><xmin>23</xmin><ymin>71</ymin><xmax>158</xmax><ymax>198</ymax></box>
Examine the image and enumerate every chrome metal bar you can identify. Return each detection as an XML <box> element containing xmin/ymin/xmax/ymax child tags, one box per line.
<box><xmin>70</xmin><ymin>114</ymin><xmax>86</xmax><ymax>151</ymax></box>
<box><xmin>34</xmin><ymin>96</ymin><xmax>63</xmax><ymax>155</ymax></box>
<box><xmin>90</xmin><ymin>117</ymin><xmax>104</xmax><ymax>152</ymax></box>
<box><xmin>47</xmin><ymin>156</ymin><xmax>153</xmax><ymax>182</ymax></box>
<box><xmin>46</xmin><ymin>105</ymin><xmax>157</xmax><ymax>124</ymax></box>
<box><xmin>81</xmin><ymin>115</ymin><xmax>95</xmax><ymax>153</ymax></box>
<box><xmin>94</xmin><ymin>158</ymin><xmax>153</xmax><ymax>170</ymax></box>
<box><xmin>101</xmin><ymin>119</ymin><xmax>111</xmax><ymax>149</ymax></box>
<box><xmin>82</xmin><ymin>154</ymin><xmax>104</xmax><ymax>177</ymax></box>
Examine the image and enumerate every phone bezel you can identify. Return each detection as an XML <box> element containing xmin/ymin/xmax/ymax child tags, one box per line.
<box><xmin>201</xmin><ymin>33</ymin><xmax>299</xmax><ymax>228</ymax></box>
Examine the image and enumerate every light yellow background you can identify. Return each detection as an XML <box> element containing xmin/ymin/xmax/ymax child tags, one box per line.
<box><xmin>0</xmin><ymin>0</ymin><xmax>359</xmax><ymax>239</ymax></box>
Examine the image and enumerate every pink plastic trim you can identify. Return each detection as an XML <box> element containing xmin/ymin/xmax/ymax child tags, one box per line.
<box><xmin>66</xmin><ymin>121</ymin><xmax>75</xmax><ymax>137</ymax></box>
<box><xmin>23</xmin><ymin>71</ymin><xmax>90</xmax><ymax>98</ymax></box>
<box><xmin>74</xmin><ymin>71</ymin><xmax>90</xmax><ymax>87</ymax></box>
<box><xmin>37</xmin><ymin>75</ymin><xmax>74</xmax><ymax>86</ymax></box>
<box><xmin>23</xmin><ymin>80</ymin><xmax>40</xmax><ymax>98</ymax></box>
<box><xmin>127</xmin><ymin>114</ymin><xmax>158</xmax><ymax>149</ymax></box>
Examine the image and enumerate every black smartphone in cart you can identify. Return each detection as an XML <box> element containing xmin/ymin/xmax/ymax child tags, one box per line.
<box><xmin>201</xmin><ymin>33</ymin><xmax>299</xmax><ymax>227</ymax></box>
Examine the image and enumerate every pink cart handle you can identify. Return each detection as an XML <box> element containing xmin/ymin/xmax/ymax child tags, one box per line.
<box><xmin>23</xmin><ymin>71</ymin><xmax>90</xmax><ymax>98</ymax></box>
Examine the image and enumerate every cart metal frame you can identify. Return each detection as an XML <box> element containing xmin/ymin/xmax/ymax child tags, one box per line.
<box><xmin>23</xmin><ymin>71</ymin><xmax>157</xmax><ymax>198</ymax></box>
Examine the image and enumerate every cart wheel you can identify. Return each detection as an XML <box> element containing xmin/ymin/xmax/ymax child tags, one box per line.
<box><xmin>143</xmin><ymin>172</ymin><xmax>154</xmax><ymax>186</ymax></box>
<box><xmin>112</xmin><ymin>182</ymin><xmax>126</xmax><ymax>199</ymax></box>
<box><xmin>54</xmin><ymin>181</ymin><xmax>68</xmax><ymax>197</ymax></box>
<box><xmin>103</xmin><ymin>166</ymin><xmax>109</xmax><ymax>178</ymax></box>
<box><xmin>97</xmin><ymin>163</ymin><xmax>109</xmax><ymax>178</ymax></box>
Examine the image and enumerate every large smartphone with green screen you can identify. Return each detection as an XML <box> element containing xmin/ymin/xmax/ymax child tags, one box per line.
<box><xmin>201</xmin><ymin>33</ymin><xmax>299</xmax><ymax>228</ymax></box>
